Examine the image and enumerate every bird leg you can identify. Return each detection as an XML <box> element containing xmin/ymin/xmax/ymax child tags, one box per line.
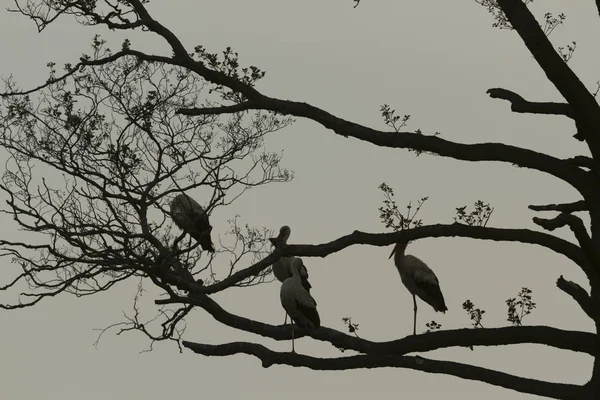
<box><xmin>291</xmin><ymin>324</ymin><xmax>296</xmax><ymax>353</ymax></box>
<box><xmin>413</xmin><ymin>294</ymin><xmax>418</xmax><ymax>336</ymax></box>
<box><xmin>283</xmin><ymin>313</ymin><xmax>289</xmax><ymax>325</ymax></box>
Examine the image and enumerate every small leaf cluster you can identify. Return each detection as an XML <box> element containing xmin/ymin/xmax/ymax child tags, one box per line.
<box><xmin>378</xmin><ymin>182</ymin><xmax>428</xmax><ymax>231</ymax></box>
<box><xmin>341</xmin><ymin>317</ymin><xmax>360</xmax><ymax>335</ymax></box>
<box><xmin>462</xmin><ymin>299</ymin><xmax>485</xmax><ymax>329</ymax></box>
<box><xmin>506</xmin><ymin>287</ymin><xmax>536</xmax><ymax>327</ymax></box>
<box><xmin>454</xmin><ymin>200</ymin><xmax>494</xmax><ymax>227</ymax></box>
<box><xmin>193</xmin><ymin>45</ymin><xmax>266</xmax><ymax>103</ymax></box>
<box><xmin>425</xmin><ymin>320</ymin><xmax>442</xmax><ymax>333</ymax></box>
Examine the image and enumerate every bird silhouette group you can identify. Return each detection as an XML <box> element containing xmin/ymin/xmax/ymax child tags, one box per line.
<box><xmin>169</xmin><ymin>193</ymin><xmax>447</xmax><ymax>353</ymax></box>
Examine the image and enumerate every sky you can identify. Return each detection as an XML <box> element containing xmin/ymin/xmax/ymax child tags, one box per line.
<box><xmin>0</xmin><ymin>0</ymin><xmax>599</xmax><ymax>399</ymax></box>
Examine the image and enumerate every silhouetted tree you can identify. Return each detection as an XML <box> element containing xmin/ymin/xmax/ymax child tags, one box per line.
<box><xmin>2</xmin><ymin>1</ymin><xmax>600</xmax><ymax>398</ymax></box>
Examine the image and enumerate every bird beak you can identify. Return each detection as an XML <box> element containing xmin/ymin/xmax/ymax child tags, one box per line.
<box><xmin>269</xmin><ymin>237</ymin><xmax>277</xmax><ymax>246</ymax></box>
<box><xmin>389</xmin><ymin>243</ymin><xmax>398</xmax><ymax>259</ymax></box>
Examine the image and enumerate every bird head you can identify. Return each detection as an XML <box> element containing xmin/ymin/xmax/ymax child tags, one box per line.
<box><xmin>269</xmin><ymin>225</ymin><xmax>291</xmax><ymax>247</ymax></box>
<box><xmin>389</xmin><ymin>241</ymin><xmax>410</xmax><ymax>259</ymax></box>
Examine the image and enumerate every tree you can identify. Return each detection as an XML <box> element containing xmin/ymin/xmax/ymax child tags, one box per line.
<box><xmin>1</xmin><ymin>1</ymin><xmax>600</xmax><ymax>398</ymax></box>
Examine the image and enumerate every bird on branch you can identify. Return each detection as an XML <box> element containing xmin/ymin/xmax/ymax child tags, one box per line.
<box><xmin>269</xmin><ymin>225</ymin><xmax>312</xmax><ymax>324</ymax></box>
<box><xmin>389</xmin><ymin>241</ymin><xmax>447</xmax><ymax>335</ymax></box>
<box><xmin>280</xmin><ymin>257</ymin><xmax>321</xmax><ymax>353</ymax></box>
<box><xmin>170</xmin><ymin>193</ymin><xmax>215</xmax><ymax>253</ymax></box>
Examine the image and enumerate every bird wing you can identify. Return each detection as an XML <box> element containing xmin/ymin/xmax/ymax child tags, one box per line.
<box><xmin>406</xmin><ymin>255</ymin><xmax>439</xmax><ymax>285</ymax></box>
<box><xmin>290</xmin><ymin>258</ymin><xmax>312</xmax><ymax>291</ymax></box>
<box><xmin>295</xmin><ymin>283</ymin><xmax>317</xmax><ymax>309</ymax></box>
<box><xmin>295</xmin><ymin>297</ymin><xmax>320</xmax><ymax>328</ymax></box>
<box><xmin>406</xmin><ymin>255</ymin><xmax>447</xmax><ymax>312</ymax></box>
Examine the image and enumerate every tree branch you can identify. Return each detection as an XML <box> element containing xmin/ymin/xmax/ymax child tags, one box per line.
<box><xmin>179</xmin><ymin>94</ymin><xmax>591</xmax><ymax>193</ymax></box>
<box><xmin>158</xmin><ymin>223</ymin><xmax>593</xmax><ymax>295</ymax></box>
<box><xmin>532</xmin><ymin>214</ymin><xmax>600</xmax><ymax>273</ymax></box>
<box><xmin>556</xmin><ymin>275</ymin><xmax>598</xmax><ymax>321</ymax></box>
<box><xmin>178</xmin><ymin>102</ymin><xmax>257</xmax><ymax>115</ymax></box>
<box><xmin>487</xmin><ymin>88</ymin><xmax>573</xmax><ymax>117</ymax></box>
<box><xmin>282</xmin><ymin>223</ymin><xmax>596</xmax><ymax>284</ymax></box>
<box><xmin>497</xmin><ymin>0</ymin><xmax>600</xmax><ymax>159</ymax></box>
<box><xmin>156</xmin><ymin>293</ymin><xmax>597</xmax><ymax>356</ymax></box>
<box><xmin>182</xmin><ymin>341</ymin><xmax>586</xmax><ymax>399</ymax></box>
<box><xmin>529</xmin><ymin>201</ymin><xmax>587</xmax><ymax>213</ymax></box>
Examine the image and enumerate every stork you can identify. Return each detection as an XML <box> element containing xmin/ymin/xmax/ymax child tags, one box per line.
<box><xmin>389</xmin><ymin>241</ymin><xmax>447</xmax><ymax>335</ymax></box>
<box><xmin>170</xmin><ymin>194</ymin><xmax>215</xmax><ymax>253</ymax></box>
<box><xmin>269</xmin><ymin>226</ymin><xmax>312</xmax><ymax>324</ymax></box>
<box><xmin>280</xmin><ymin>257</ymin><xmax>321</xmax><ymax>353</ymax></box>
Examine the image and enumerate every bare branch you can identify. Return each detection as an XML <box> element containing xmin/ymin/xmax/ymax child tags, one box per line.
<box><xmin>529</xmin><ymin>201</ymin><xmax>587</xmax><ymax>213</ymax></box>
<box><xmin>532</xmin><ymin>214</ymin><xmax>600</xmax><ymax>271</ymax></box>
<box><xmin>182</xmin><ymin>341</ymin><xmax>586</xmax><ymax>399</ymax></box>
<box><xmin>556</xmin><ymin>275</ymin><xmax>598</xmax><ymax>321</ymax></box>
<box><xmin>178</xmin><ymin>102</ymin><xmax>256</xmax><ymax>116</ymax></box>
<box><xmin>496</xmin><ymin>0</ymin><xmax>600</xmax><ymax>159</ymax></box>
<box><xmin>487</xmin><ymin>88</ymin><xmax>573</xmax><ymax>117</ymax></box>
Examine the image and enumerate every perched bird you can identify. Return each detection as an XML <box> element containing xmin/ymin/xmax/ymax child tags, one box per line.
<box><xmin>170</xmin><ymin>194</ymin><xmax>215</xmax><ymax>253</ymax></box>
<box><xmin>389</xmin><ymin>241</ymin><xmax>447</xmax><ymax>335</ymax></box>
<box><xmin>280</xmin><ymin>258</ymin><xmax>321</xmax><ymax>352</ymax></box>
<box><xmin>269</xmin><ymin>226</ymin><xmax>312</xmax><ymax>324</ymax></box>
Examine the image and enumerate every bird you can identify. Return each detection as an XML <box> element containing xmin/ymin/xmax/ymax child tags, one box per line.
<box><xmin>170</xmin><ymin>193</ymin><xmax>215</xmax><ymax>253</ymax></box>
<box><xmin>280</xmin><ymin>257</ymin><xmax>321</xmax><ymax>353</ymax></box>
<box><xmin>389</xmin><ymin>241</ymin><xmax>447</xmax><ymax>336</ymax></box>
<box><xmin>269</xmin><ymin>226</ymin><xmax>312</xmax><ymax>324</ymax></box>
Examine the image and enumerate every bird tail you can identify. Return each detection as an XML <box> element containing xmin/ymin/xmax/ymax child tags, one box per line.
<box><xmin>189</xmin><ymin>230</ymin><xmax>215</xmax><ymax>253</ymax></box>
<box><xmin>416</xmin><ymin>281</ymin><xmax>448</xmax><ymax>313</ymax></box>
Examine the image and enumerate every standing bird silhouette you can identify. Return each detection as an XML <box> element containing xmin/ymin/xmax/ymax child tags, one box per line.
<box><xmin>269</xmin><ymin>226</ymin><xmax>312</xmax><ymax>289</ymax></box>
<box><xmin>280</xmin><ymin>258</ymin><xmax>321</xmax><ymax>353</ymax></box>
<box><xmin>170</xmin><ymin>194</ymin><xmax>215</xmax><ymax>253</ymax></box>
<box><xmin>269</xmin><ymin>226</ymin><xmax>312</xmax><ymax>324</ymax></box>
<box><xmin>389</xmin><ymin>241</ymin><xmax>447</xmax><ymax>335</ymax></box>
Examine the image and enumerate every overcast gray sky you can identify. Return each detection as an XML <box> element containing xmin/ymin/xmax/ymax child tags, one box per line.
<box><xmin>0</xmin><ymin>1</ymin><xmax>597</xmax><ymax>398</ymax></box>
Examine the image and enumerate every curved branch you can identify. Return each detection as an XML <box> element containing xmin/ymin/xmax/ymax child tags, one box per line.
<box><xmin>533</xmin><ymin>214</ymin><xmax>600</xmax><ymax>274</ymax></box>
<box><xmin>179</xmin><ymin>95</ymin><xmax>589</xmax><ymax>193</ymax></box>
<box><xmin>1</xmin><ymin>49</ymin><xmax>177</xmax><ymax>97</ymax></box>
<box><xmin>557</xmin><ymin>275</ymin><xmax>598</xmax><ymax>321</ymax></box>
<box><xmin>529</xmin><ymin>201</ymin><xmax>587</xmax><ymax>213</ymax></box>
<box><xmin>182</xmin><ymin>341</ymin><xmax>586</xmax><ymax>399</ymax></box>
<box><xmin>157</xmin><ymin>293</ymin><xmax>598</xmax><ymax>356</ymax></box>
<box><xmin>162</xmin><ymin>223</ymin><xmax>593</xmax><ymax>294</ymax></box>
<box><xmin>282</xmin><ymin>223</ymin><xmax>596</xmax><ymax>284</ymax></box>
<box><xmin>496</xmin><ymin>0</ymin><xmax>600</xmax><ymax>159</ymax></box>
<box><xmin>487</xmin><ymin>88</ymin><xmax>573</xmax><ymax>117</ymax></box>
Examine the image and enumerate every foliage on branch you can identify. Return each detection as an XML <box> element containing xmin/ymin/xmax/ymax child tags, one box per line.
<box><xmin>454</xmin><ymin>201</ymin><xmax>494</xmax><ymax>227</ymax></box>
<box><xmin>0</xmin><ymin>34</ymin><xmax>292</xmax><ymax>317</ymax></box>
<box><xmin>506</xmin><ymin>287</ymin><xmax>537</xmax><ymax>327</ymax></box>
<box><xmin>463</xmin><ymin>299</ymin><xmax>486</xmax><ymax>329</ymax></box>
<box><xmin>378</xmin><ymin>182</ymin><xmax>428</xmax><ymax>231</ymax></box>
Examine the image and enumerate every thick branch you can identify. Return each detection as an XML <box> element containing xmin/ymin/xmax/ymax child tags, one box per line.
<box><xmin>529</xmin><ymin>201</ymin><xmax>587</xmax><ymax>213</ymax></box>
<box><xmin>182</xmin><ymin>341</ymin><xmax>586</xmax><ymax>399</ymax></box>
<box><xmin>533</xmin><ymin>214</ymin><xmax>600</xmax><ymax>274</ymax></box>
<box><xmin>557</xmin><ymin>275</ymin><xmax>598</xmax><ymax>321</ymax></box>
<box><xmin>282</xmin><ymin>223</ymin><xmax>596</xmax><ymax>283</ymax></box>
<box><xmin>487</xmin><ymin>88</ymin><xmax>573</xmax><ymax>117</ymax></box>
<box><xmin>179</xmin><ymin>95</ymin><xmax>591</xmax><ymax>193</ymax></box>
<box><xmin>497</xmin><ymin>0</ymin><xmax>600</xmax><ymax>159</ymax></box>
<box><xmin>157</xmin><ymin>293</ymin><xmax>598</xmax><ymax>356</ymax></box>
<box><xmin>165</xmin><ymin>223</ymin><xmax>593</xmax><ymax>294</ymax></box>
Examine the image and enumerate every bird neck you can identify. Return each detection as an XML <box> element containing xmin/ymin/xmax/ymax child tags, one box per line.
<box><xmin>290</xmin><ymin>265</ymin><xmax>302</xmax><ymax>280</ymax></box>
